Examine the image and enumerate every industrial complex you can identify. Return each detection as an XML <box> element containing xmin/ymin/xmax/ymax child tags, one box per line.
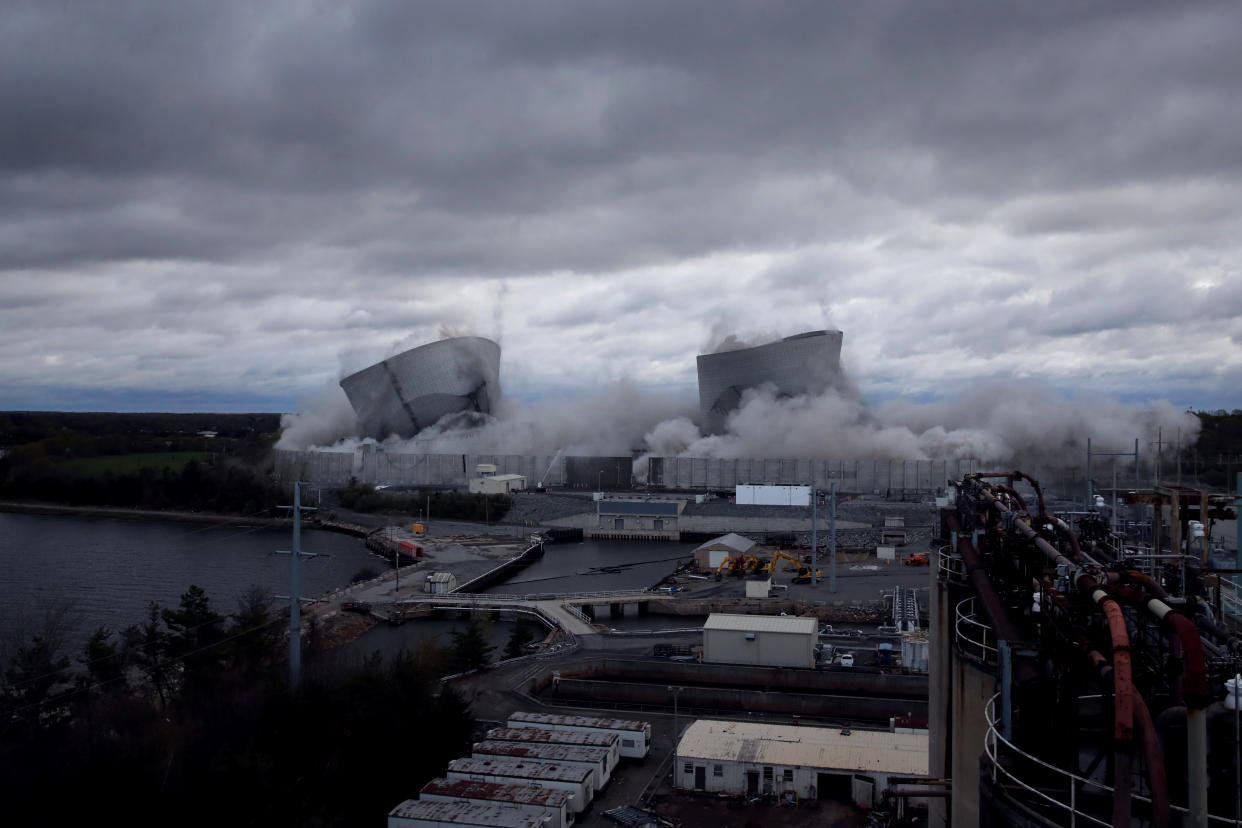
<box><xmin>299</xmin><ymin>331</ymin><xmax>1242</xmax><ymax>827</ymax></box>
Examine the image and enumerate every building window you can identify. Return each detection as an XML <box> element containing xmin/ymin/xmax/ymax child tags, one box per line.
<box><xmin>614</xmin><ymin>518</ymin><xmax>624</xmax><ymax>530</ymax></box>
<box><xmin>713</xmin><ymin>765</ymin><xmax>723</xmax><ymax>777</ymax></box>
<box><xmin>763</xmin><ymin>767</ymin><xmax>773</xmax><ymax>781</ymax></box>
<box><xmin>683</xmin><ymin>762</ymin><xmax>693</xmax><ymax>775</ymax></box>
<box><xmin>783</xmin><ymin>769</ymin><xmax>793</xmax><ymax>783</ymax></box>
<box><xmin>622</xmin><ymin>738</ymin><xmax>635</xmax><ymax>748</ymax></box>
<box><xmin>654</xmin><ymin>519</ymin><xmax>664</xmax><ymax>531</ymax></box>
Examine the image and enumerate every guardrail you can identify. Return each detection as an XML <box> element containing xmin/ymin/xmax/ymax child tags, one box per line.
<box><xmin>1221</xmin><ymin>574</ymin><xmax>1242</xmax><ymax>624</ymax></box>
<box><xmin>983</xmin><ymin>693</ymin><xmax>1235</xmax><ymax>826</ymax></box>
<box><xmin>937</xmin><ymin>544</ymin><xmax>965</xmax><ymax>581</ymax></box>
<box><xmin>955</xmin><ymin>597</ymin><xmax>998</xmax><ymax>665</ymax></box>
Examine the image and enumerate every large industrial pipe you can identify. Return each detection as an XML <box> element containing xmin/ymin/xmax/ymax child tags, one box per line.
<box><xmin>1083</xmin><ymin>583</ymin><xmax>1134</xmax><ymax>827</ymax></box>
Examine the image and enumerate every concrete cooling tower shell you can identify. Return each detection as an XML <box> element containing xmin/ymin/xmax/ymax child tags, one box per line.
<box><xmin>696</xmin><ymin>330</ymin><xmax>843</xmax><ymax>434</ymax></box>
<box><xmin>339</xmin><ymin>336</ymin><xmax>501</xmax><ymax>439</ymax></box>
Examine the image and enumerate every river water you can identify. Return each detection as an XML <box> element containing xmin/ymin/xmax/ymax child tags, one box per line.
<box><xmin>0</xmin><ymin>514</ymin><xmax>702</xmax><ymax>662</ymax></box>
<box><xmin>0</xmin><ymin>512</ymin><xmax>377</xmax><ymax>652</ymax></box>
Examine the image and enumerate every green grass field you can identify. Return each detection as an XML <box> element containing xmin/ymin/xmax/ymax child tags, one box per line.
<box><xmin>55</xmin><ymin>452</ymin><xmax>214</xmax><ymax>476</ymax></box>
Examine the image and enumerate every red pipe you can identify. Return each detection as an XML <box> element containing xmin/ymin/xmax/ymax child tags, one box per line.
<box><xmin>1133</xmin><ymin>693</ymin><xmax>1171</xmax><ymax>828</ymax></box>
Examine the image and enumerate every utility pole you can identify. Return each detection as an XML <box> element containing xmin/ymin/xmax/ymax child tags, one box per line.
<box><xmin>277</xmin><ymin>482</ymin><xmax>317</xmax><ymax>688</ymax></box>
<box><xmin>811</xmin><ymin>480</ymin><xmax>818</xmax><ymax>585</ymax></box>
<box><xmin>829</xmin><ymin>482</ymin><xmax>837</xmax><ymax>594</ymax></box>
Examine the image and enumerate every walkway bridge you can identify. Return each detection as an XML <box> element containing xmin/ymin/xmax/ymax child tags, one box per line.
<box><xmin>374</xmin><ymin>589</ymin><xmax>678</xmax><ymax>637</ymax></box>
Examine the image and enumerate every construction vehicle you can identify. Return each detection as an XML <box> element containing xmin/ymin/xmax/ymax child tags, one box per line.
<box><xmin>791</xmin><ymin>566</ymin><xmax>822</xmax><ymax>584</ymax></box>
<box><xmin>759</xmin><ymin>550</ymin><xmax>805</xmax><ymax>575</ymax></box>
<box><xmin>903</xmin><ymin>552</ymin><xmax>929</xmax><ymax>566</ymax></box>
<box><xmin>715</xmin><ymin>554</ymin><xmax>760</xmax><ymax>580</ymax></box>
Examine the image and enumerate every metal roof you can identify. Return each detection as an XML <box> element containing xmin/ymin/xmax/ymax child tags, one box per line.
<box><xmin>388</xmin><ymin>799</ymin><xmax>551</xmax><ymax>827</ymax></box>
<box><xmin>675</xmin><ymin>719</ymin><xmax>929</xmax><ymax>776</ymax></box>
<box><xmin>509</xmin><ymin>711</ymin><xmax>649</xmax><ymax>732</ymax></box>
<box><xmin>487</xmin><ymin>727</ymin><xmax>619</xmax><ymax>749</ymax></box>
<box><xmin>448</xmin><ymin>756</ymin><xmax>592</xmax><ymax>783</ymax></box>
<box><xmin>598</xmin><ymin>500</ymin><xmax>681</xmax><ymax>516</ymax></box>
<box><xmin>420</xmin><ymin>777</ymin><xmax>570</xmax><ymax>807</ymax></box>
<box><xmin>693</xmin><ymin>533</ymin><xmax>757</xmax><ymax>554</ymax></box>
<box><xmin>474</xmin><ymin>741</ymin><xmax>610</xmax><ymax>764</ymax></box>
<box><xmin>702</xmin><ymin>613</ymin><xmax>818</xmax><ymax>635</ymax></box>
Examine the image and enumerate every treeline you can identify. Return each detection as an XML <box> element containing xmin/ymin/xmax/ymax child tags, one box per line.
<box><xmin>0</xmin><ymin>411</ymin><xmax>282</xmax><ymax>443</ymax></box>
<box><xmin>1190</xmin><ymin>410</ymin><xmax>1242</xmax><ymax>489</ymax></box>
<box><xmin>339</xmin><ymin>483</ymin><xmax>513</xmax><ymax>523</ymax></box>
<box><xmin>0</xmin><ymin>456</ymin><xmax>282</xmax><ymax>514</ymax></box>
<box><xmin>0</xmin><ymin>585</ymin><xmax>475</xmax><ymax>826</ymax></box>
<box><xmin>0</xmin><ymin>410</ymin><xmax>283</xmax><ymax>513</ymax></box>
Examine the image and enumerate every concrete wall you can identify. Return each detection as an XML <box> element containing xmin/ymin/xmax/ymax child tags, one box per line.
<box><xmin>275</xmin><ymin>449</ymin><xmax>996</xmax><ymax>495</ymax></box>
<box><xmin>703</xmin><ymin>627</ymin><xmax>815</xmax><ymax>669</ymax></box>
<box><xmin>541</xmin><ymin>679</ymin><xmax>927</xmax><ymax>723</ymax></box>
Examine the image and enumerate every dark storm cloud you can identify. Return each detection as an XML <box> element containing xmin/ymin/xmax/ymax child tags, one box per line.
<box><xmin>4</xmin><ymin>0</ymin><xmax>1239</xmax><ymax>274</ymax></box>
<box><xmin>2</xmin><ymin>1</ymin><xmax>1240</xmax><ymax>409</ymax></box>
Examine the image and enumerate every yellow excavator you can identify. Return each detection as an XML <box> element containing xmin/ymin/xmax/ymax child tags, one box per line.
<box><xmin>715</xmin><ymin>554</ymin><xmax>760</xmax><ymax>580</ymax></box>
<box><xmin>759</xmin><ymin>550</ymin><xmax>821</xmax><ymax>584</ymax></box>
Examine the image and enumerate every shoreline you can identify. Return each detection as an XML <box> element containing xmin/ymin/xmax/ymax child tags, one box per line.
<box><xmin>0</xmin><ymin>500</ymin><xmax>293</xmax><ymax>528</ymax></box>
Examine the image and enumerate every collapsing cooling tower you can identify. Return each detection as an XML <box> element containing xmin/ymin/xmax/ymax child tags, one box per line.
<box><xmin>339</xmin><ymin>337</ymin><xmax>501</xmax><ymax>439</ymax></box>
<box><xmin>696</xmin><ymin>330</ymin><xmax>844</xmax><ymax>434</ymax></box>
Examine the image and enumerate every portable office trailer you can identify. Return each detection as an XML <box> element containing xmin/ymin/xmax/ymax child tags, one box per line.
<box><xmin>486</xmin><ymin>727</ymin><xmax>620</xmax><ymax>780</ymax></box>
<box><xmin>446</xmin><ymin>757</ymin><xmax>593</xmax><ymax>814</ymax></box>
<box><xmin>507</xmin><ymin>711</ymin><xmax>652</xmax><ymax>760</ymax></box>
<box><xmin>387</xmin><ymin>799</ymin><xmax>553</xmax><ymax>828</ymax></box>
<box><xmin>471</xmin><ymin>741</ymin><xmax>612</xmax><ymax>790</ymax></box>
<box><xmin>419</xmin><ymin>778</ymin><xmax>571</xmax><ymax>828</ymax></box>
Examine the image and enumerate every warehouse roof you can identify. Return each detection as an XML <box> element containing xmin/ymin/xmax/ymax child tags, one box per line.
<box><xmin>676</xmin><ymin>720</ymin><xmax>928</xmax><ymax>776</ymax></box>
<box><xmin>599</xmin><ymin>499</ymin><xmax>682</xmax><ymax>516</ymax></box>
<box><xmin>703</xmin><ymin>613</ymin><xmax>817</xmax><ymax>635</ymax></box>
<box><xmin>693</xmin><ymin>533</ymin><xmax>757</xmax><ymax>555</ymax></box>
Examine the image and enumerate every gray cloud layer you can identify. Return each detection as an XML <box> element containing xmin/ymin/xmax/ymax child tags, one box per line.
<box><xmin>2</xmin><ymin>1</ymin><xmax>1240</xmax><ymax>410</ymax></box>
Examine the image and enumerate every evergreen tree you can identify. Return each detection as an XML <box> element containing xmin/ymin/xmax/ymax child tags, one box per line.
<box><xmin>449</xmin><ymin>617</ymin><xmax>495</xmax><ymax>672</ymax></box>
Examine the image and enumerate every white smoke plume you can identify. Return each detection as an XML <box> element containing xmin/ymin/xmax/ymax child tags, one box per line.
<box><xmin>275</xmin><ymin>383</ymin><xmax>358</xmax><ymax>450</ymax></box>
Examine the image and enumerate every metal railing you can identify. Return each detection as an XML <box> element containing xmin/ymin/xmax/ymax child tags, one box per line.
<box><xmin>954</xmin><ymin>597</ymin><xmax>998</xmax><ymax>665</ymax></box>
<box><xmin>1221</xmin><ymin>574</ymin><xmax>1242</xmax><ymax>624</ymax></box>
<box><xmin>938</xmin><ymin>545</ymin><xmax>966</xmax><ymax>581</ymax></box>
<box><xmin>982</xmin><ymin>693</ymin><xmax>1235</xmax><ymax>827</ymax></box>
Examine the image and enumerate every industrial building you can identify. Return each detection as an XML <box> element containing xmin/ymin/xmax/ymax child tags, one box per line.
<box><xmin>588</xmin><ymin>497</ymin><xmax>684</xmax><ymax>541</ymax></box>
<box><xmin>468</xmin><ymin>463</ymin><xmax>527</xmax><ymax>494</ymax></box>
<box><xmin>507</xmin><ymin>712</ymin><xmax>652</xmax><ymax>760</ymax></box>
<box><xmin>446</xmin><ymin>757</ymin><xmax>594</xmax><ymax>815</ymax></box>
<box><xmin>696</xmin><ymin>329</ymin><xmax>844</xmax><ymax>434</ymax></box>
<box><xmin>485</xmin><ymin>727</ymin><xmax>620</xmax><ymax>781</ymax></box>
<box><xmin>417</xmin><ymin>778</ymin><xmax>572</xmax><ymax>828</ymax></box>
<box><xmin>735</xmin><ymin>483</ymin><xmax>812</xmax><ymax>506</ymax></box>
<box><xmin>701</xmin><ymin>613</ymin><xmax>817</xmax><ymax>669</ymax></box>
<box><xmin>929</xmin><ymin>473</ymin><xmax>1241</xmax><ymax>827</ymax></box>
<box><xmin>692</xmin><ymin>532</ymin><xmax>759</xmax><ymax>570</ymax></box>
<box><xmin>674</xmin><ymin>719</ymin><xmax>928</xmax><ymax>808</ymax></box>
<box><xmin>339</xmin><ymin>336</ymin><xmax>501</xmax><ymax>439</ymax></box>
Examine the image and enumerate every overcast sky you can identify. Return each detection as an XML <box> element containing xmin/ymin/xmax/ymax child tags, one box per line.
<box><xmin>3</xmin><ymin>1</ymin><xmax>1240</xmax><ymax>415</ymax></box>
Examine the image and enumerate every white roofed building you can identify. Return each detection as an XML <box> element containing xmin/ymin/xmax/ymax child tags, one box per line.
<box><xmin>675</xmin><ymin>719</ymin><xmax>929</xmax><ymax>808</ymax></box>
<box><xmin>692</xmin><ymin>533</ymin><xmax>759</xmax><ymax>569</ymax></box>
